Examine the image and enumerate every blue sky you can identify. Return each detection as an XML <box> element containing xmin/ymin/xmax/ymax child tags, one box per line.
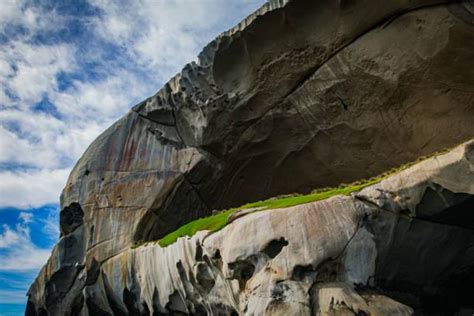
<box><xmin>0</xmin><ymin>0</ymin><xmax>264</xmax><ymax>314</ymax></box>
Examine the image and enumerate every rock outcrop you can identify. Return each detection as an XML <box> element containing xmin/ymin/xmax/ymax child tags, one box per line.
<box><xmin>27</xmin><ymin>0</ymin><xmax>474</xmax><ymax>315</ymax></box>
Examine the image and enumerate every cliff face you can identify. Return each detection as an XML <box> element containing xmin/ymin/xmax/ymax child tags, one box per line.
<box><xmin>26</xmin><ymin>0</ymin><xmax>474</xmax><ymax>315</ymax></box>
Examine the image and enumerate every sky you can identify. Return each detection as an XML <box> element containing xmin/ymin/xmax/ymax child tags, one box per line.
<box><xmin>0</xmin><ymin>0</ymin><xmax>265</xmax><ymax>315</ymax></box>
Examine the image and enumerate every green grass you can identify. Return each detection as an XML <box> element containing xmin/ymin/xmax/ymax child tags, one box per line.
<box><xmin>155</xmin><ymin>178</ymin><xmax>381</xmax><ymax>247</ymax></box>
<box><xmin>130</xmin><ymin>143</ymin><xmax>464</xmax><ymax>249</ymax></box>
<box><xmin>157</xmin><ymin>209</ymin><xmax>235</xmax><ymax>247</ymax></box>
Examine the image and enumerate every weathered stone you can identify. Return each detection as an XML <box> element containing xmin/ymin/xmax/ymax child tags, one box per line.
<box><xmin>27</xmin><ymin>0</ymin><xmax>474</xmax><ymax>315</ymax></box>
<box><xmin>28</xmin><ymin>139</ymin><xmax>474</xmax><ymax>314</ymax></box>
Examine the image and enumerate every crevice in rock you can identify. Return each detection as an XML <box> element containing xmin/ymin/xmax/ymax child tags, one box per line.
<box><xmin>292</xmin><ymin>264</ymin><xmax>318</xmax><ymax>282</ymax></box>
<box><xmin>195</xmin><ymin>243</ymin><xmax>203</xmax><ymax>261</ymax></box>
<box><xmin>85</xmin><ymin>258</ymin><xmax>100</xmax><ymax>286</ymax></box>
<box><xmin>262</xmin><ymin>237</ymin><xmax>288</xmax><ymax>259</ymax></box>
<box><xmin>176</xmin><ymin>260</ymin><xmax>196</xmax><ymax>296</ymax></box>
<box><xmin>228</xmin><ymin>257</ymin><xmax>256</xmax><ymax>281</ymax></box>
<box><xmin>416</xmin><ymin>184</ymin><xmax>474</xmax><ymax>230</ymax></box>
<box><xmin>353</xmin><ymin>195</ymin><xmax>381</xmax><ymax>211</ymax></box>
<box><xmin>195</xmin><ymin>262</ymin><xmax>216</xmax><ymax>293</ymax></box>
<box><xmin>170</xmin><ymin>109</ymin><xmax>186</xmax><ymax>146</ymax></box>
<box><xmin>141</xmin><ymin>301</ymin><xmax>151</xmax><ymax>316</ymax></box>
<box><xmin>334</xmin><ymin>215</ymin><xmax>366</xmax><ymax>261</ymax></box>
<box><xmin>181</xmin><ymin>174</ymin><xmax>211</xmax><ymax>211</ymax></box>
<box><xmin>165</xmin><ymin>290</ymin><xmax>188</xmax><ymax>315</ymax></box>
<box><xmin>60</xmin><ymin>202</ymin><xmax>84</xmax><ymax>237</ymax></box>
<box><xmin>70</xmin><ymin>290</ymin><xmax>85</xmax><ymax>316</ymax></box>
<box><xmin>103</xmin><ymin>276</ymin><xmax>128</xmax><ymax>316</ymax></box>
<box><xmin>136</xmin><ymin>110</ymin><xmax>176</xmax><ymax>127</ymax></box>
<box><xmin>136</xmin><ymin>113</ymin><xmax>185</xmax><ymax>148</ymax></box>
<box><xmin>45</xmin><ymin>264</ymin><xmax>85</xmax><ymax>309</ymax></box>
<box><xmin>355</xmin><ymin>193</ymin><xmax>474</xmax><ymax>231</ymax></box>
<box><xmin>280</xmin><ymin>64</ymin><xmax>321</xmax><ymax>101</ymax></box>
<box><xmin>88</xmin><ymin>224</ymin><xmax>94</xmax><ymax>249</ymax></box>
<box><xmin>123</xmin><ymin>288</ymin><xmax>141</xmax><ymax>316</ymax></box>
<box><xmin>151</xmin><ymin>288</ymin><xmax>167</xmax><ymax>316</ymax></box>
<box><xmin>86</xmin><ymin>296</ymin><xmax>113</xmax><ymax>316</ymax></box>
<box><xmin>94</xmin><ymin>247</ymin><xmax>130</xmax><ymax>267</ymax></box>
<box><xmin>235</xmin><ymin>2</ymin><xmax>452</xmax><ymax>148</ymax></box>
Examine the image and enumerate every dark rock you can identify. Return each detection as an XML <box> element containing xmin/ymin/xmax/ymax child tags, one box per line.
<box><xmin>59</xmin><ymin>202</ymin><xmax>84</xmax><ymax>236</ymax></box>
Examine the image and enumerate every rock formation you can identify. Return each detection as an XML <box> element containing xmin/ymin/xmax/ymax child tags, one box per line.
<box><xmin>27</xmin><ymin>0</ymin><xmax>474</xmax><ymax>315</ymax></box>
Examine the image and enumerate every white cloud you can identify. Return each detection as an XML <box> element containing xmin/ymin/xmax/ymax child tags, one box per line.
<box><xmin>2</xmin><ymin>242</ymin><xmax>52</xmax><ymax>272</ymax></box>
<box><xmin>19</xmin><ymin>212</ymin><xmax>33</xmax><ymax>224</ymax></box>
<box><xmin>0</xmin><ymin>0</ymin><xmax>66</xmax><ymax>36</ymax></box>
<box><xmin>41</xmin><ymin>213</ymin><xmax>59</xmax><ymax>241</ymax></box>
<box><xmin>0</xmin><ymin>106</ymin><xmax>116</xmax><ymax>170</ymax></box>
<box><xmin>0</xmin><ymin>224</ymin><xmax>20</xmax><ymax>248</ymax></box>
<box><xmin>0</xmin><ymin>212</ymin><xmax>52</xmax><ymax>272</ymax></box>
<box><xmin>51</xmin><ymin>69</ymin><xmax>148</xmax><ymax>121</ymax></box>
<box><xmin>0</xmin><ymin>41</ymin><xmax>76</xmax><ymax>105</ymax></box>
<box><xmin>89</xmin><ymin>0</ymin><xmax>264</xmax><ymax>80</ymax></box>
<box><xmin>0</xmin><ymin>124</ymin><xmax>61</xmax><ymax>168</ymax></box>
<box><xmin>0</xmin><ymin>169</ymin><xmax>69</xmax><ymax>209</ymax></box>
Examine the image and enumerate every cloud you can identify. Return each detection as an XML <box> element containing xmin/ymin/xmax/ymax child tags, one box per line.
<box><xmin>1</xmin><ymin>241</ymin><xmax>52</xmax><ymax>272</ymax></box>
<box><xmin>0</xmin><ymin>169</ymin><xmax>69</xmax><ymax>209</ymax></box>
<box><xmin>40</xmin><ymin>207</ymin><xmax>60</xmax><ymax>241</ymax></box>
<box><xmin>0</xmin><ymin>41</ymin><xmax>76</xmax><ymax>106</ymax></box>
<box><xmin>18</xmin><ymin>212</ymin><xmax>33</xmax><ymax>224</ymax></box>
<box><xmin>0</xmin><ymin>212</ymin><xmax>52</xmax><ymax>272</ymax></box>
<box><xmin>89</xmin><ymin>0</ymin><xmax>264</xmax><ymax>80</ymax></box>
<box><xmin>90</xmin><ymin>0</ymin><xmax>221</xmax><ymax>74</ymax></box>
<box><xmin>0</xmin><ymin>0</ymin><xmax>67</xmax><ymax>38</ymax></box>
<box><xmin>0</xmin><ymin>224</ymin><xmax>20</xmax><ymax>248</ymax></box>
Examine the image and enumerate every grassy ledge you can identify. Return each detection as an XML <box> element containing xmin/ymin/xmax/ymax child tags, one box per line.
<box><xmin>132</xmin><ymin>145</ymin><xmax>458</xmax><ymax>249</ymax></box>
<box><xmin>156</xmin><ymin>179</ymin><xmax>381</xmax><ymax>248</ymax></box>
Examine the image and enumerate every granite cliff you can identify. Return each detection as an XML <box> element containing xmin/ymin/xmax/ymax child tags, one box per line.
<box><xmin>27</xmin><ymin>0</ymin><xmax>474</xmax><ymax>315</ymax></box>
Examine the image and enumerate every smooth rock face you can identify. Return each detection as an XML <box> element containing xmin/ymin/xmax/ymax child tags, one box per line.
<box><xmin>27</xmin><ymin>0</ymin><xmax>474</xmax><ymax>315</ymax></box>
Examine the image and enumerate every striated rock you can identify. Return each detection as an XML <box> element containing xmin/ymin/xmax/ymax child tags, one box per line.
<box><xmin>27</xmin><ymin>0</ymin><xmax>474</xmax><ymax>315</ymax></box>
<box><xmin>29</xmin><ymin>140</ymin><xmax>474</xmax><ymax>315</ymax></box>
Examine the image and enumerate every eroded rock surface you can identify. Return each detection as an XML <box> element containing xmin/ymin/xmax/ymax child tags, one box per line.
<box><xmin>28</xmin><ymin>141</ymin><xmax>474</xmax><ymax>315</ymax></box>
<box><xmin>27</xmin><ymin>0</ymin><xmax>474</xmax><ymax>315</ymax></box>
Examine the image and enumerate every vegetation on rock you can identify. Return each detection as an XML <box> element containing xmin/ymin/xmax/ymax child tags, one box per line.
<box><xmin>143</xmin><ymin>148</ymin><xmax>452</xmax><ymax>248</ymax></box>
<box><xmin>155</xmin><ymin>180</ymin><xmax>377</xmax><ymax>247</ymax></box>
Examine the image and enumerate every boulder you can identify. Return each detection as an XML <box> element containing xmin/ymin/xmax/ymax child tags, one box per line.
<box><xmin>27</xmin><ymin>0</ymin><xmax>474</xmax><ymax>315</ymax></box>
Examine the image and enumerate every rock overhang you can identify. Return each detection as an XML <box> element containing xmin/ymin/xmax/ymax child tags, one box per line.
<box><xmin>26</xmin><ymin>0</ymin><xmax>474</xmax><ymax>315</ymax></box>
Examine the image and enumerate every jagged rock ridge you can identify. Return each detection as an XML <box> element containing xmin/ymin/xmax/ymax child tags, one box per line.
<box><xmin>27</xmin><ymin>0</ymin><xmax>474</xmax><ymax>315</ymax></box>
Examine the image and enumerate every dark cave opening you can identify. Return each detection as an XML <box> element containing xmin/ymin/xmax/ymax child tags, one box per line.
<box><xmin>371</xmin><ymin>186</ymin><xmax>474</xmax><ymax>315</ymax></box>
<box><xmin>416</xmin><ymin>184</ymin><xmax>474</xmax><ymax>230</ymax></box>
